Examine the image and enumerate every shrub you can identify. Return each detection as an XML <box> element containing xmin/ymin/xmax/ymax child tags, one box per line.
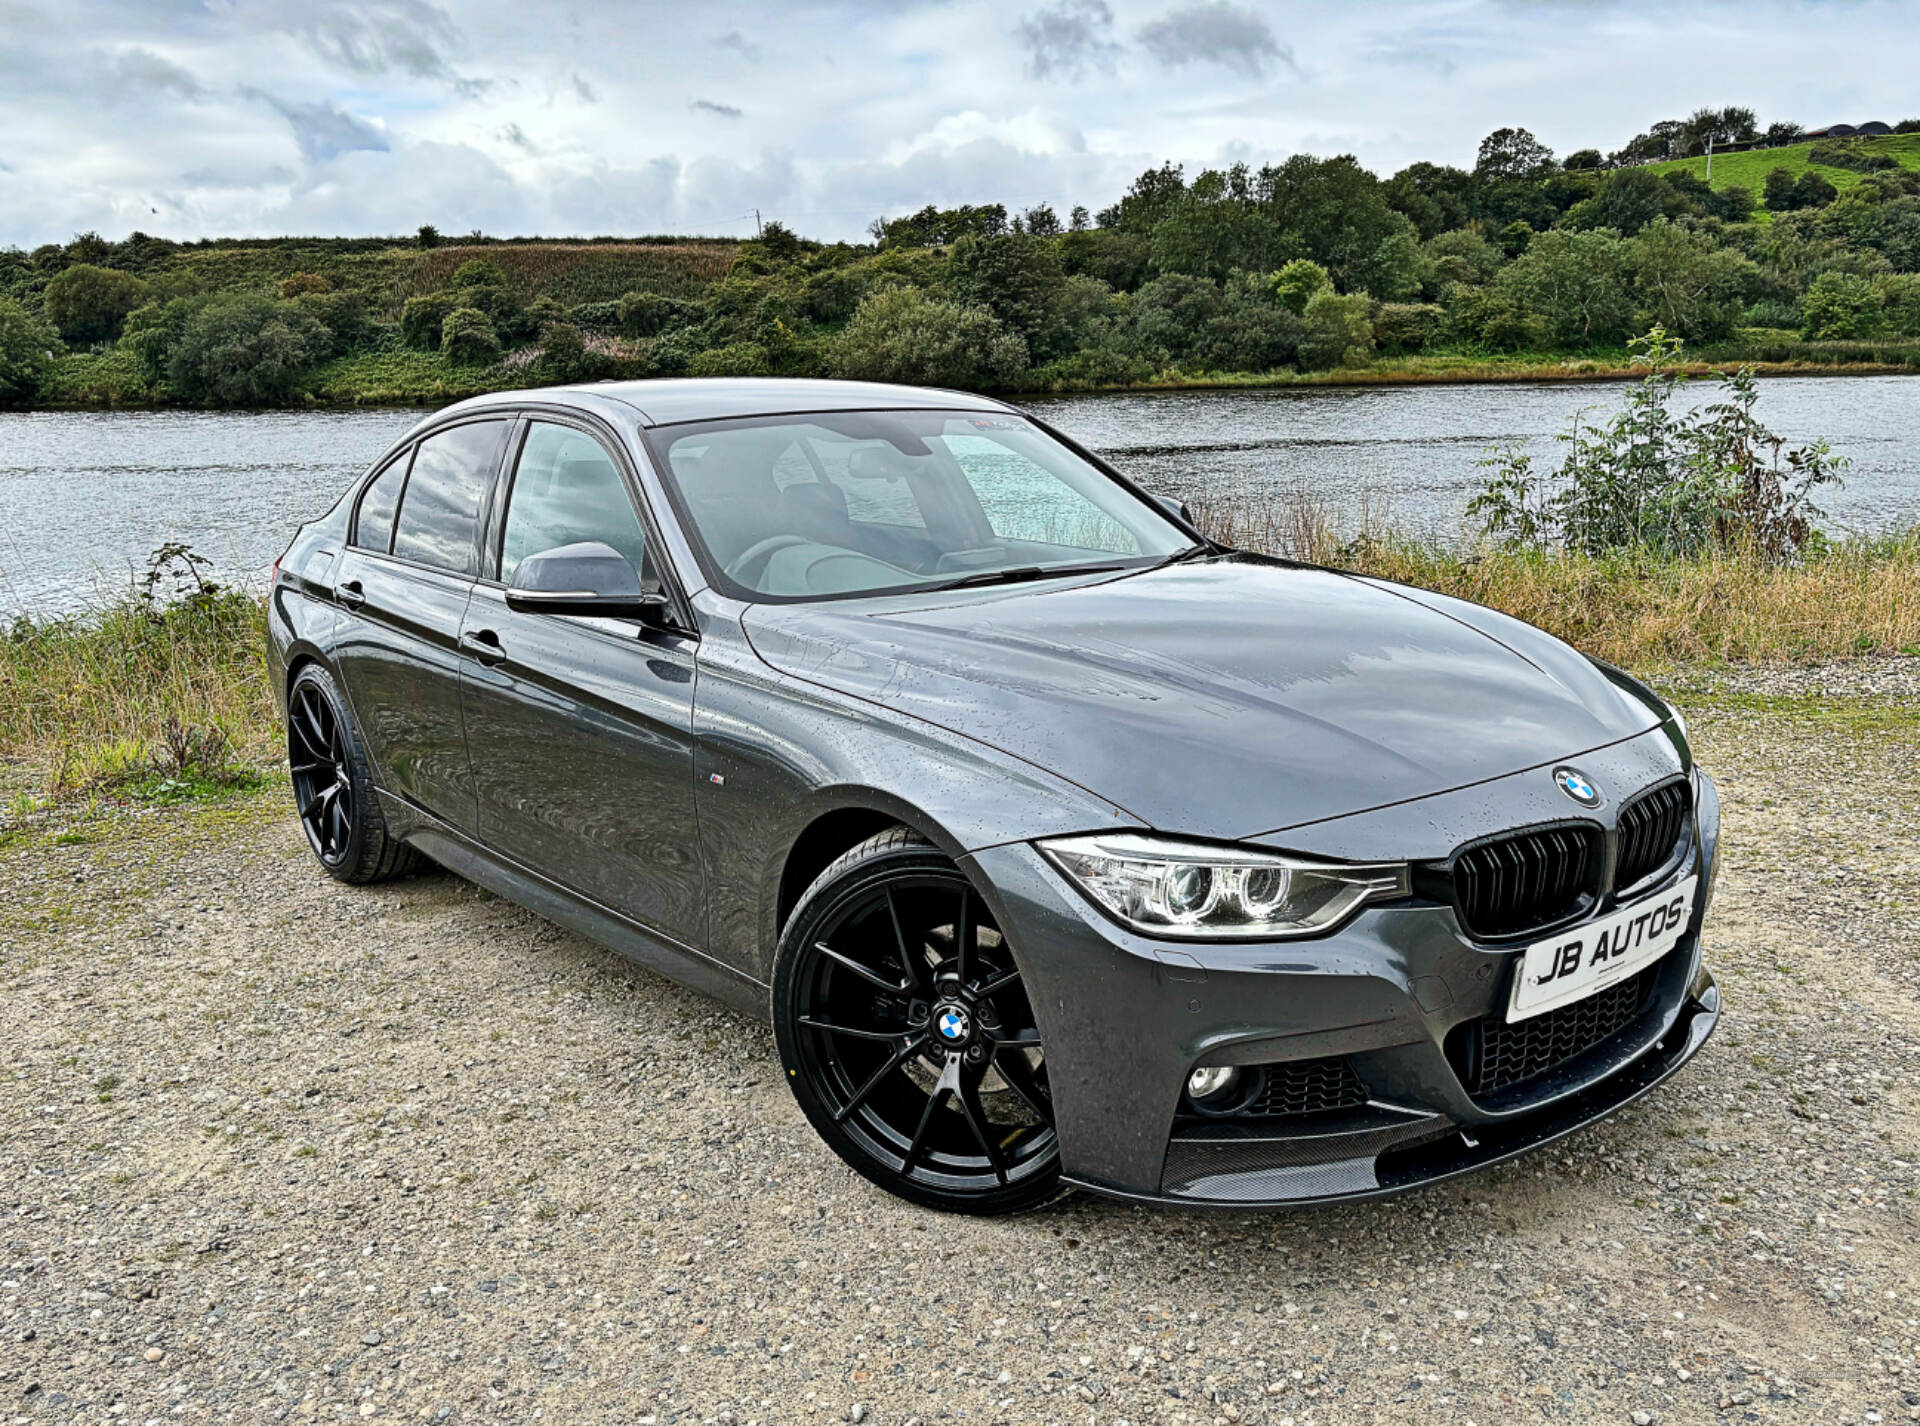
<box><xmin>295</xmin><ymin>290</ymin><xmax>373</xmax><ymax>354</ymax></box>
<box><xmin>278</xmin><ymin>272</ymin><xmax>333</xmax><ymax>298</ymax></box>
<box><xmin>802</xmin><ymin>266</ymin><xmax>867</xmax><ymax>324</ymax></box>
<box><xmin>167</xmin><ymin>294</ymin><xmax>328</xmax><ymax>404</ymax></box>
<box><xmin>1270</xmin><ymin>258</ymin><xmax>1332</xmax><ymax>315</ymax></box>
<box><xmin>1372</xmin><ymin>301</ymin><xmax>1445</xmax><ymax>354</ymax></box>
<box><xmin>1807</xmin><ymin>141</ymin><xmax>1900</xmax><ymax>174</ymax></box>
<box><xmin>401</xmin><ymin>292</ymin><xmax>459</xmax><ymax>350</ymax></box>
<box><xmin>416</xmin><ymin>224</ymin><xmax>441</xmax><ymax>249</ymax></box>
<box><xmin>1791</xmin><ymin>170</ymin><xmax>1839</xmax><ymax>210</ymax></box>
<box><xmin>42</xmin><ymin>263</ymin><xmax>149</xmax><ymax>345</ymax></box>
<box><xmin>569</xmin><ymin>300</ymin><xmax>622</xmax><ymax>333</ymax></box>
<box><xmin>828</xmin><ymin>285</ymin><xmax>1027</xmax><ymax>389</ymax></box>
<box><xmin>1129</xmin><ymin>273</ymin><xmax>1222</xmax><ymax>363</ymax></box>
<box><xmin>617</xmin><ymin>290</ymin><xmax>706</xmax><ymax>338</ymax></box>
<box><xmin>1298</xmin><ymin>290</ymin><xmax>1374</xmax><ymax>370</ymax></box>
<box><xmin>1800</xmin><ymin>272</ymin><xmax>1883</xmax><ymax>339</ymax></box>
<box><xmin>689</xmin><ymin>341</ymin><xmax>772</xmax><ymax>378</ymax></box>
<box><xmin>451</xmin><ymin>258</ymin><xmax>509</xmax><ymax>289</ymax></box>
<box><xmin>1763</xmin><ymin>168</ymin><xmax>1798</xmax><ymax>211</ymax></box>
<box><xmin>440</xmin><ymin>307</ymin><xmax>502</xmax><ymax>366</ymax></box>
<box><xmin>0</xmin><ymin>296</ymin><xmax>59</xmax><ymax>401</ymax></box>
<box><xmin>1741</xmin><ymin>298</ymin><xmax>1800</xmax><ymax>330</ymax></box>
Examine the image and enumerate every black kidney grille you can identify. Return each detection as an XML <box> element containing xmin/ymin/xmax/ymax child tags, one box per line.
<box><xmin>1243</xmin><ymin>1056</ymin><xmax>1370</xmax><ymax>1118</ymax></box>
<box><xmin>1452</xmin><ymin>825</ymin><xmax>1598</xmax><ymax>939</ymax></box>
<box><xmin>1615</xmin><ymin>779</ymin><xmax>1692</xmax><ymax>890</ymax></box>
<box><xmin>1450</xmin><ymin>964</ymin><xmax>1656</xmax><ymax>1097</ymax></box>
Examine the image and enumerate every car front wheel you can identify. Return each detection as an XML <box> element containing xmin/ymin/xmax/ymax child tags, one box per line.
<box><xmin>772</xmin><ymin>827</ymin><xmax>1063</xmax><ymax>1215</ymax></box>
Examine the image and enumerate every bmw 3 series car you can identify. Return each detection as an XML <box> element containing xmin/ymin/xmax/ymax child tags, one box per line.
<box><xmin>268</xmin><ymin>378</ymin><xmax>1720</xmax><ymax>1214</ymax></box>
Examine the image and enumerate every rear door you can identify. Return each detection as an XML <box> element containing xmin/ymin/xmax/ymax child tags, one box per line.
<box><xmin>329</xmin><ymin>417</ymin><xmax>512</xmax><ymax>832</ymax></box>
<box><xmin>458</xmin><ymin>417</ymin><xmax>704</xmax><ymax>946</ymax></box>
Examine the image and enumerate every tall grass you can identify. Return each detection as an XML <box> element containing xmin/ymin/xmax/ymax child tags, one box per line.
<box><xmin>1192</xmin><ymin>488</ymin><xmax>1920</xmax><ymax>667</ymax></box>
<box><xmin>0</xmin><ymin>592</ymin><xmax>274</xmax><ymax>794</ymax></box>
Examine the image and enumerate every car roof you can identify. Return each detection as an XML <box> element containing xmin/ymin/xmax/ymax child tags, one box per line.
<box><xmin>428</xmin><ymin>377</ymin><xmax>1019</xmax><ymax>429</ymax></box>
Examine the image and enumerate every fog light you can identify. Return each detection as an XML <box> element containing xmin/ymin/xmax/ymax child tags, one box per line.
<box><xmin>1186</xmin><ymin>1065</ymin><xmax>1239</xmax><ymax>1101</ymax></box>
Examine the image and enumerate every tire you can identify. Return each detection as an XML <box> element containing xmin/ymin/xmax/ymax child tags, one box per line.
<box><xmin>772</xmin><ymin>826</ymin><xmax>1066</xmax><ymax>1215</ymax></box>
<box><xmin>286</xmin><ymin>663</ymin><xmax>419</xmax><ymax>885</ymax></box>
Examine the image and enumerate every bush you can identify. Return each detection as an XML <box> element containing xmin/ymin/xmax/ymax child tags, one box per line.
<box><xmin>1792</xmin><ymin>170</ymin><xmax>1839</xmax><ymax>210</ymax></box>
<box><xmin>828</xmin><ymin>285</ymin><xmax>1027</xmax><ymax>389</ymax></box>
<box><xmin>1298</xmin><ymin>290</ymin><xmax>1374</xmax><ymax>370</ymax></box>
<box><xmin>616</xmin><ymin>290</ymin><xmax>706</xmax><ymax>338</ymax></box>
<box><xmin>278</xmin><ymin>272</ymin><xmax>333</xmax><ymax>298</ymax></box>
<box><xmin>689</xmin><ymin>341</ymin><xmax>773</xmax><ymax>377</ymax></box>
<box><xmin>1800</xmin><ymin>272</ymin><xmax>1883</xmax><ymax>339</ymax></box>
<box><xmin>1807</xmin><ymin>141</ymin><xmax>1900</xmax><ymax>174</ymax></box>
<box><xmin>440</xmin><ymin>307</ymin><xmax>502</xmax><ymax>366</ymax></box>
<box><xmin>1372</xmin><ymin>301</ymin><xmax>1445</xmax><ymax>354</ymax></box>
<box><xmin>167</xmin><ymin>294</ymin><xmax>329</xmax><ymax>404</ymax></box>
<box><xmin>1129</xmin><ymin>273</ymin><xmax>1222</xmax><ymax>363</ymax></box>
<box><xmin>42</xmin><ymin>263</ymin><xmax>149</xmax><ymax>345</ymax></box>
<box><xmin>1270</xmin><ymin>258</ymin><xmax>1332</xmax><ymax>315</ymax></box>
<box><xmin>1741</xmin><ymin>298</ymin><xmax>1800</xmax><ymax>330</ymax></box>
<box><xmin>568</xmin><ymin>300</ymin><xmax>622</xmax><ymax>333</ymax></box>
<box><xmin>0</xmin><ymin>296</ymin><xmax>59</xmax><ymax>401</ymax></box>
<box><xmin>401</xmin><ymin>292</ymin><xmax>458</xmax><ymax>350</ymax></box>
<box><xmin>295</xmin><ymin>290</ymin><xmax>373</xmax><ymax>355</ymax></box>
<box><xmin>450</xmin><ymin>258</ymin><xmax>509</xmax><ymax>289</ymax></box>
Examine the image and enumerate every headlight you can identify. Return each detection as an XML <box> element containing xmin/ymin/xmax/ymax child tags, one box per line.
<box><xmin>1036</xmin><ymin>832</ymin><xmax>1409</xmax><ymax>940</ymax></box>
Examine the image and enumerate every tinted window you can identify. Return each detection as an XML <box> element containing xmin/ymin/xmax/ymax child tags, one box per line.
<box><xmin>353</xmin><ymin>450</ymin><xmax>410</xmax><ymax>552</ymax></box>
<box><xmin>501</xmin><ymin>422</ymin><xmax>648</xmax><ymax>583</ymax></box>
<box><xmin>391</xmin><ymin>421</ymin><xmax>508</xmax><ymax>575</ymax></box>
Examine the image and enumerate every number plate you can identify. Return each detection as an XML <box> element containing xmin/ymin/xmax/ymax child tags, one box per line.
<box><xmin>1508</xmin><ymin>876</ymin><xmax>1696</xmax><ymax>1023</ymax></box>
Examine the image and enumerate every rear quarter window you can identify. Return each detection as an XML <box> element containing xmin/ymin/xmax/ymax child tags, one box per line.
<box><xmin>352</xmin><ymin>450</ymin><xmax>411</xmax><ymax>552</ymax></box>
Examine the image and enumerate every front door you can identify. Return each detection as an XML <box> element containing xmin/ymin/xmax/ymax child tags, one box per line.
<box><xmin>458</xmin><ymin>419</ymin><xmax>704</xmax><ymax>947</ymax></box>
<box><xmin>328</xmin><ymin>419</ymin><xmax>511</xmax><ymax>833</ymax></box>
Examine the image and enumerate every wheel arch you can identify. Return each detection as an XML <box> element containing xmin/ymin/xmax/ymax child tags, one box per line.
<box><xmin>767</xmin><ymin>788</ymin><xmax>970</xmax><ymax>947</ymax></box>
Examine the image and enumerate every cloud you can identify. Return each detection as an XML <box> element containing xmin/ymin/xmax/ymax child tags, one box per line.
<box><xmin>711</xmin><ymin>30</ymin><xmax>761</xmax><ymax>63</ymax></box>
<box><xmin>1016</xmin><ymin>0</ymin><xmax>1120</xmax><ymax>80</ymax></box>
<box><xmin>279</xmin><ymin>0</ymin><xmax>462</xmax><ymax>80</ymax></box>
<box><xmin>1137</xmin><ymin>1</ymin><xmax>1291</xmax><ymax>79</ymax></box>
<box><xmin>250</xmin><ymin>95</ymin><xmax>390</xmax><ymax>162</ymax></box>
<box><xmin>105</xmin><ymin>46</ymin><xmax>203</xmax><ymax>97</ymax></box>
<box><xmin>497</xmin><ymin>121</ymin><xmax>533</xmax><ymax>149</ymax></box>
<box><xmin>568</xmin><ymin>71</ymin><xmax>597</xmax><ymax>103</ymax></box>
<box><xmin>691</xmin><ymin>99</ymin><xmax>742</xmax><ymax>118</ymax></box>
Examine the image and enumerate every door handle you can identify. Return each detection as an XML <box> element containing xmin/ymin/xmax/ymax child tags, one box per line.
<box><xmin>336</xmin><ymin>579</ymin><xmax>365</xmax><ymax>610</ymax></box>
<box><xmin>460</xmin><ymin>628</ymin><xmax>506</xmax><ymax>666</ymax></box>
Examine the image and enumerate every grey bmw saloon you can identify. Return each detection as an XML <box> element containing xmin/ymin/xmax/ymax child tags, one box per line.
<box><xmin>268</xmin><ymin>377</ymin><xmax>1720</xmax><ymax>1214</ymax></box>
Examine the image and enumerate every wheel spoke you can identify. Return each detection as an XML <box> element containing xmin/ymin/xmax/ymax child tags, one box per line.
<box><xmin>289</xmin><ymin>761</ymin><xmax>325</xmax><ymax>776</ymax></box>
<box><xmin>298</xmin><ymin>788</ymin><xmax>327</xmax><ymax>821</ymax></box>
<box><xmin>886</xmin><ymin>889</ymin><xmax>931</xmax><ymax>992</ymax></box>
<box><xmin>815</xmin><ymin>941</ymin><xmax>909</xmax><ymax>994</ymax></box>
<box><xmin>328</xmin><ymin>797</ymin><xmax>350</xmax><ymax>853</ymax></box>
<box><xmin>992</xmin><ymin>1046</ymin><xmax>1053</xmax><ymax>1123</ymax></box>
<box><xmin>832</xmin><ymin>1037</ymin><xmax>924</xmax><ymax>1125</ymax></box>
<box><xmin>974</xmin><ymin>965</ymin><xmax>1022</xmax><ymax>998</ymax></box>
<box><xmin>797</xmin><ymin>1016</ymin><xmax>906</xmax><ymax>1044</ymax></box>
<box><xmin>955</xmin><ymin>1071</ymin><xmax>1007</xmax><ymax>1185</ymax></box>
<box><xmin>990</xmin><ymin>1026</ymin><xmax>1043</xmax><ymax>1048</ymax></box>
<box><xmin>955</xmin><ymin>888</ymin><xmax>972</xmax><ymax>985</ymax></box>
<box><xmin>904</xmin><ymin>1056</ymin><xmax>962</xmax><ymax>1174</ymax></box>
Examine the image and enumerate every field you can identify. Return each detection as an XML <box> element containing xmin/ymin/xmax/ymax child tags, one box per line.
<box><xmin>1647</xmin><ymin>131</ymin><xmax>1920</xmax><ymax>194</ymax></box>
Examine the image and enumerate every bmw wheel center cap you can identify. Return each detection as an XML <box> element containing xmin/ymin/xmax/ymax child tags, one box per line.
<box><xmin>1554</xmin><ymin>766</ymin><xmax>1601</xmax><ymax>807</ymax></box>
<box><xmin>935</xmin><ymin>1003</ymin><xmax>972</xmax><ymax>1045</ymax></box>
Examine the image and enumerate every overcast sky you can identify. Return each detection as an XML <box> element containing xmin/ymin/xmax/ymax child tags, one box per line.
<box><xmin>1</xmin><ymin>0</ymin><xmax>1913</xmax><ymax>248</ymax></box>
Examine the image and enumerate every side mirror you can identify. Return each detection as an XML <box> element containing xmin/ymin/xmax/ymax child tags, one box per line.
<box><xmin>1154</xmin><ymin>493</ymin><xmax>1193</xmax><ymax>524</ymax></box>
<box><xmin>506</xmin><ymin>541</ymin><xmax>670</xmax><ymax>620</ymax></box>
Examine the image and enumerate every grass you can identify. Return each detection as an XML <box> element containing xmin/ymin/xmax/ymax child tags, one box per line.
<box><xmin>1646</xmin><ymin>132</ymin><xmax>1920</xmax><ymax>195</ymax></box>
<box><xmin>0</xmin><ymin>509</ymin><xmax>1913</xmax><ymax>819</ymax></box>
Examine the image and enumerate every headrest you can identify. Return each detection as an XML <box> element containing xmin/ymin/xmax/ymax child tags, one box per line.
<box><xmin>847</xmin><ymin>444</ymin><xmax>917</xmax><ymax>481</ymax></box>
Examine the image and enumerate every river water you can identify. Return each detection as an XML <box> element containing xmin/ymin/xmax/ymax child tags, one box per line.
<box><xmin>3</xmin><ymin>374</ymin><xmax>1916</xmax><ymax>616</ymax></box>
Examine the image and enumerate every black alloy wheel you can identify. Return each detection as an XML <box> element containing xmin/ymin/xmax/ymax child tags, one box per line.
<box><xmin>773</xmin><ymin>827</ymin><xmax>1063</xmax><ymax>1214</ymax></box>
<box><xmin>286</xmin><ymin>664</ymin><xmax>418</xmax><ymax>885</ymax></box>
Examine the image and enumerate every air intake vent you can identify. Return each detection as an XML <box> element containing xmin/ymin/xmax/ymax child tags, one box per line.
<box><xmin>1243</xmin><ymin>1056</ymin><xmax>1370</xmax><ymax>1118</ymax></box>
<box><xmin>1447</xmin><ymin>964</ymin><xmax>1657</xmax><ymax>1097</ymax></box>
<box><xmin>1614</xmin><ymin>779</ymin><xmax>1692</xmax><ymax>891</ymax></box>
<box><xmin>1450</xmin><ymin>825</ymin><xmax>1600</xmax><ymax>939</ymax></box>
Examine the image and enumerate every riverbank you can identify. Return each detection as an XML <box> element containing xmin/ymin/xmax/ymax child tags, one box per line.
<box><xmin>1</xmin><ymin>661</ymin><xmax>1914</xmax><ymax>1424</ymax></box>
<box><xmin>25</xmin><ymin>337</ymin><xmax>1920</xmax><ymax>411</ymax></box>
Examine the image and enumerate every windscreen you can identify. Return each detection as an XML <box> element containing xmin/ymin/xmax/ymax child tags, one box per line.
<box><xmin>650</xmin><ymin>410</ymin><xmax>1191</xmax><ymax>600</ymax></box>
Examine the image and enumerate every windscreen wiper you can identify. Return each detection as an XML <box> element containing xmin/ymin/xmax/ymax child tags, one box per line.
<box><xmin>921</xmin><ymin>563</ymin><xmax>1128</xmax><ymax>593</ymax></box>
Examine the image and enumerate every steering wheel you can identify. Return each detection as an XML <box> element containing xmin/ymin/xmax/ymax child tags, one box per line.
<box><xmin>725</xmin><ymin>534</ymin><xmax>812</xmax><ymax>589</ymax></box>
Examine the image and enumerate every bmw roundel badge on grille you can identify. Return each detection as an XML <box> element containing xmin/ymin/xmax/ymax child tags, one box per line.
<box><xmin>1554</xmin><ymin>766</ymin><xmax>1601</xmax><ymax>807</ymax></box>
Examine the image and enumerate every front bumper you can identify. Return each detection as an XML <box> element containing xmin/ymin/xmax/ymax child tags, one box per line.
<box><xmin>962</xmin><ymin>754</ymin><xmax>1722</xmax><ymax>1208</ymax></box>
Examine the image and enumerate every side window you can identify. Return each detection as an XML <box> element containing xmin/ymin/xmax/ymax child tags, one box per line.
<box><xmin>391</xmin><ymin>421</ymin><xmax>508</xmax><ymax>575</ymax></box>
<box><xmin>352</xmin><ymin>450</ymin><xmax>410</xmax><ymax>552</ymax></box>
<box><xmin>500</xmin><ymin>422</ymin><xmax>648</xmax><ymax>583</ymax></box>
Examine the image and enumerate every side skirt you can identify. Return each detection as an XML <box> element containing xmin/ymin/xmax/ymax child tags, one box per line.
<box><xmin>382</xmin><ymin>791</ymin><xmax>771</xmax><ymax>1021</ymax></box>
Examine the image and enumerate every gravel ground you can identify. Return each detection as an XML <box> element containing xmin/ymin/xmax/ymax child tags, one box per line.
<box><xmin>1</xmin><ymin>664</ymin><xmax>1916</xmax><ymax>1426</ymax></box>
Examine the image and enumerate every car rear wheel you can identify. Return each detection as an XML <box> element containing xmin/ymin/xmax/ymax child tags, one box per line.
<box><xmin>287</xmin><ymin>663</ymin><xmax>419</xmax><ymax>885</ymax></box>
<box><xmin>773</xmin><ymin>827</ymin><xmax>1064</xmax><ymax>1215</ymax></box>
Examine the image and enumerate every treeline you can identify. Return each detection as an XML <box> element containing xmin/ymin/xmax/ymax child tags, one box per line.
<box><xmin>4</xmin><ymin>117</ymin><xmax>1920</xmax><ymax>407</ymax></box>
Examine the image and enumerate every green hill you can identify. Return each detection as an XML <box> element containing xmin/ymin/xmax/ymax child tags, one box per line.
<box><xmin>1647</xmin><ymin>133</ymin><xmax>1920</xmax><ymax>194</ymax></box>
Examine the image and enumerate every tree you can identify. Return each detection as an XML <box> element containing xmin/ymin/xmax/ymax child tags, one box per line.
<box><xmin>829</xmin><ymin>286</ymin><xmax>1028</xmax><ymax>388</ymax></box>
<box><xmin>1499</xmin><ymin>220</ymin><xmax>1535</xmax><ymax>257</ymax></box>
<box><xmin>1763</xmin><ymin>120</ymin><xmax>1805</xmax><ymax>146</ymax></box>
<box><xmin>0</xmin><ymin>297</ymin><xmax>59</xmax><ymax>401</ymax></box>
<box><xmin>441</xmin><ymin>307</ymin><xmax>502</xmax><ymax>366</ymax></box>
<box><xmin>1269</xmin><ymin>258</ymin><xmax>1331</xmax><ymax>315</ymax></box>
<box><xmin>416</xmin><ymin>224</ymin><xmax>441</xmax><ymax>249</ymax></box>
<box><xmin>1129</xmin><ymin>273</ymin><xmax>1223</xmax><ymax>363</ymax></box>
<box><xmin>1762</xmin><ymin>167</ymin><xmax>1798</xmax><ymax>212</ymax></box>
<box><xmin>1068</xmin><ymin>205</ymin><xmax>1091</xmax><ymax>231</ymax></box>
<box><xmin>1586</xmin><ymin>167</ymin><xmax>1678</xmax><ymax>235</ymax></box>
<box><xmin>1298</xmin><ymin>290</ymin><xmax>1373</xmax><ymax>370</ymax></box>
<box><xmin>1149</xmin><ymin>164</ymin><xmax>1281</xmax><ymax>281</ymax></box>
<box><xmin>947</xmin><ymin>233</ymin><xmax>1068</xmax><ymax>359</ymax></box>
<box><xmin>1259</xmin><ymin>154</ymin><xmax>1409</xmax><ymax>293</ymax></box>
<box><xmin>1383</xmin><ymin>162</ymin><xmax>1474</xmax><ymax>240</ymax></box>
<box><xmin>1799</xmin><ymin>271</ymin><xmax>1882</xmax><ymax>338</ymax></box>
<box><xmin>1562</xmin><ymin>149</ymin><xmax>1604</xmax><ymax>172</ymax></box>
<box><xmin>1625</xmin><ymin>219</ymin><xmax>1759</xmax><ymax>342</ymax></box>
<box><xmin>166</xmin><ymin>294</ymin><xmax>328</xmax><ymax>404</ymax></box>
<box><xmin>42</xmin><ymin>263</ymin><xmax>149</xmax><ymax>345</ymax></box>
<box><xmin>1791</xmin><ymin>171</ymin><xmax>1838</xmax><ymax>210</ymax></box>
<box><xmin>1023</xmin><ymin>204</ymin><xmax>1063</xmax><ymax>237</ymax></box>
<box><xmin>1475</xmin><ymin>127</ymin><xmax>1555</xmax><ymax>184</ymax></box>
<box><xmin>1192</xmin><ymin>274</ymin><xmax>1302</xmax><ymax>371</ymax></box>
<box><xmin>450</xmin><ymin>258</ymin><xmax>509</xmax><ymax>289</ymax></box>
<box><xmin>401</xmin><ymin>293</ymin><xmax>460</xmax><ymax>349</ymax></box>
<box><xmin>1491</xmin><ymin>228</ymin><xmax>1633</xmax><ymax>346</ymax></box>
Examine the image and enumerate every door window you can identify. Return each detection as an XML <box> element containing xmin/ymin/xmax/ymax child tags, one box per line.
<box><xmin>391</xmin><ymin>420</ymin><xmax>509</xmax><ymax>575</ymax></box>
<box><xmin>352</xmin><ymin>450</ymin><xmax>411</xmax><ymax>552</ymax></box>
<box><xmin>500</xmin><ymin>422</ymin><xmax>649</xmax><ymax>583</ymax></box>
